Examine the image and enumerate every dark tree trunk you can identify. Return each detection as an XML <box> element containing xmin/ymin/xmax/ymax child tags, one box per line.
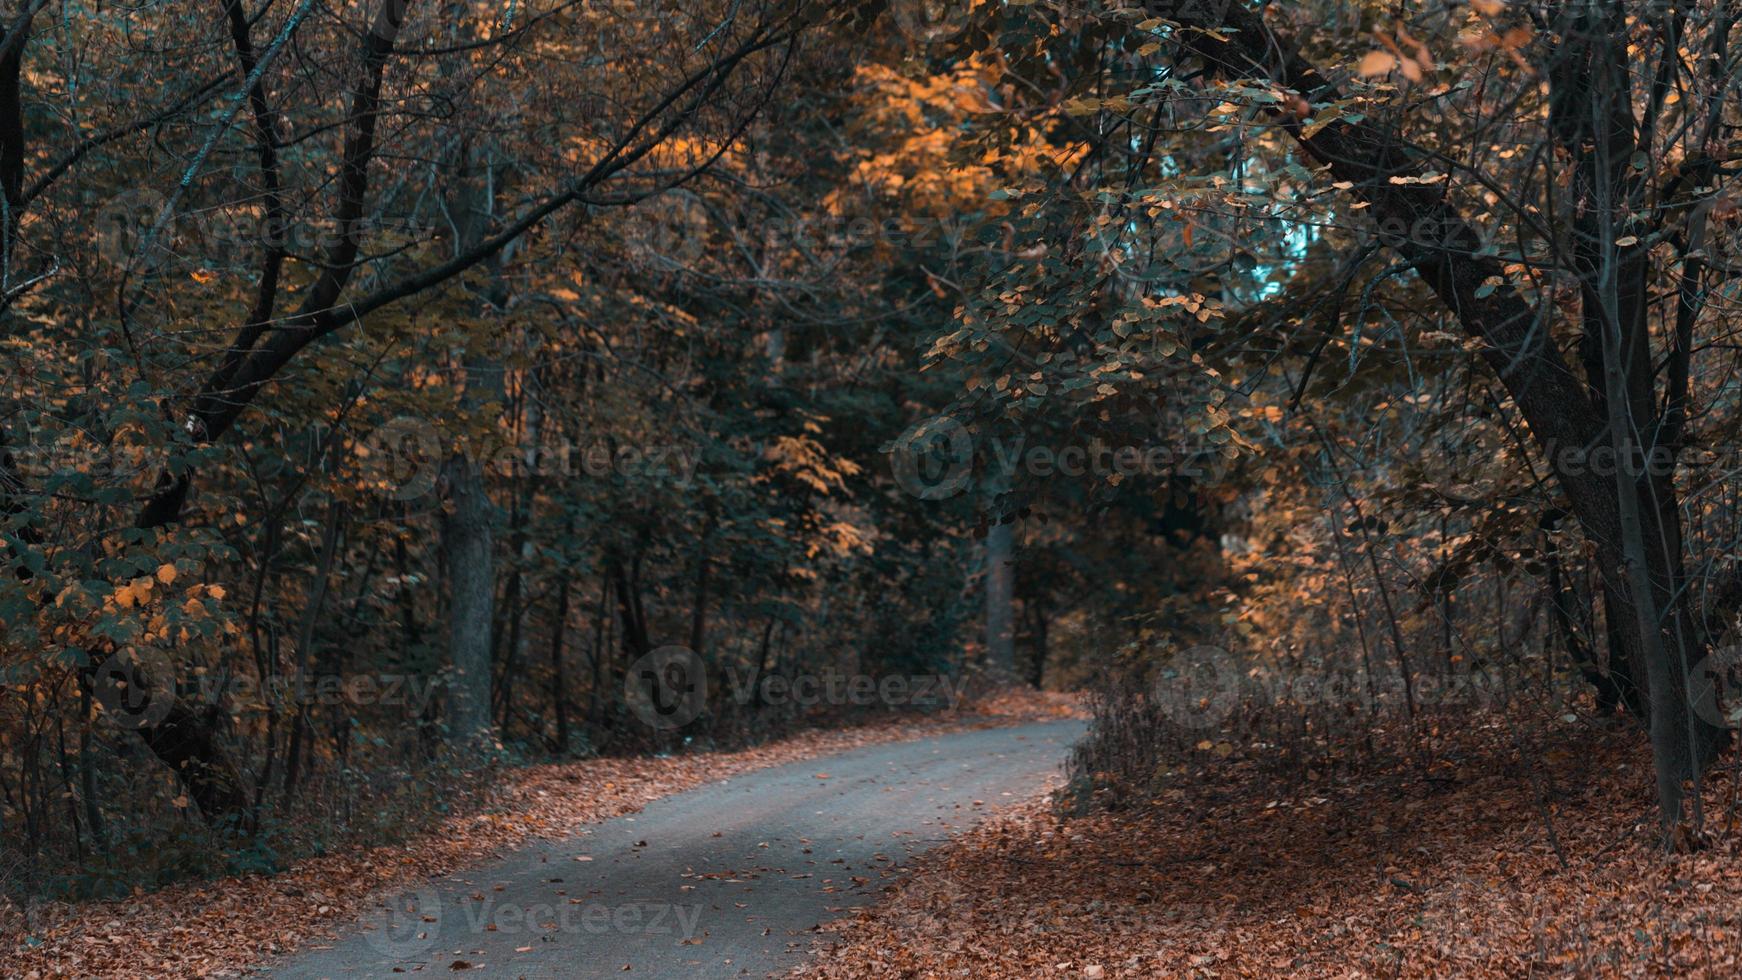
<box><xmin>1154</xmin><ymin>0</ymin><xmax>1728</xmax><ymax>838</ymax></box>
<box><xmin>985</xmin><ymin>519</ymin><xmax>1015</xmax><ymax>673</ymax></box>
<box><xmin>549</xmin><ymin>576</ymin><xmax>572</xmax><ymax>754</ymax></box>
<box><xmin>442</xmin><ymin>451</ymin><xmax>495</xmax><ymax>747</ymax></box>
<box><xmin>1026</xmin><ymin>599</ymin><xmax>1048</xmax><ymax>689</ymax></box>
<box><xmin>610</xmin><ymin>554</ymin><xmax>652</xmax><ymax>661</ymax></box>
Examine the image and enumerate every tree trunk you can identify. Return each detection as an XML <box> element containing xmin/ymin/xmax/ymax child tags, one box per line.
<box><xmin>1026</xmin><ymin>599</ymin><xmax>1048</xmax><ymax>689</ymax></box>
<box><xmin>985</xmin><ymin>518</ymin><xmax>1015</xmax><ymax>674</ymax></box>
<box><xmin>138</xmin><ymin>699</ymin><xmax>249</xmax><ymax>823</ymax></box>
<box><xmin>689</xmin><ymin>508</ymin><xmax>716</xmax><ymax>655</ymax></box>
<box><xmin>549</xmin><ymin>576</ymin><xmax>571</xmax><ymax>754</ymax></box>
<box><xmin>610</xmin><ymin>554</ymin><xmax>652</xmax><ymax>661</ymax></box>
<box><xmin>442</xmin><ymin>451</ymin><xmax>495</xmax><ymax>747</ymax></box>
<box><xmin>587</xmin><ymin>575</ymin><xmax>609</xmax><ymax>730</ymax></box>
<box><xmin>283</xmin><ymin>502</ymin><xmax>343</xmax><ymax>799</ymax></box>
<box><xmin>1155</xmin><ymin>0</ymin><xmax>1729</xmax><ymax>841</ymax></box>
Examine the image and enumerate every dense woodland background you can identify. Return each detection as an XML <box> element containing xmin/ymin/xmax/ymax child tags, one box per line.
<box><xmin>1</xmin><ymin>0</ymin><xmax>1740</xmax><ymax>906</ymax></box>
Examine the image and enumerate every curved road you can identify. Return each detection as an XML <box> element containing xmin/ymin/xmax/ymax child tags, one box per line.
<box><xmin>267</xmin><ymin>719</ymin><xmax>1083</xmax><ymax>979</ymax></box>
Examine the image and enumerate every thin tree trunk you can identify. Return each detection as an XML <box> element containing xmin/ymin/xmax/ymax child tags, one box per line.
<box><xmin>610</xmin><ymin>554</ymin><xmax>651</xmax><ymax>660</ymax></box>
<box><xmin>1026</xmin><ymin>599</ymin><xmax>1048</xmax><ymax>689</ymax></box>
<box><xmin>588</xmin><ymin>575</ymin><xmax>609</xmax><ymax>730</ymax></box>
<box><xmin>689</xmin><ymin>509</ymin><xmax>716</xmax><ymax>655</ymax></box>
<box><xmin>283</xmin><ymin>502</ymin><xmax>342</xmax><ymax>799</ymax></box>
<box><xmin>985</xmin><ymin>519</ymin><xmax>1015</xmax><ymax>674</ymax></box>
<box><xmin>549</xmin><ymin>576</ymin><xmax>571</xmax><ymax>754</ymax></box>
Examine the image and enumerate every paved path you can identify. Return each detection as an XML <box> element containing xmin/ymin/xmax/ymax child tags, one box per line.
<box><xmin>267</xmin><ymin>719</ymin><xmax>1084</xmax><ymax>979</ymax></box>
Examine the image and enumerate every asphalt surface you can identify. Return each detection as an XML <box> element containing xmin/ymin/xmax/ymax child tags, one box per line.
<box><xmin>266</xmin><ymin>719</ymin><xmax>1084</xmax><ymax>979</ymax></box>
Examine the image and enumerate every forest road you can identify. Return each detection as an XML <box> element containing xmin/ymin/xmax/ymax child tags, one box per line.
<box><xmin>266</xmin><ymin>719</ymin><xmax>1084</xmax><ymax>979</ymax></box>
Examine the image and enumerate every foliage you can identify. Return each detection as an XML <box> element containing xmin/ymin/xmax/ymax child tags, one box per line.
<box><xmin>4</xmin><ymin>0</ymin><xmax>1742</xmax><ymax>908</ymax></box>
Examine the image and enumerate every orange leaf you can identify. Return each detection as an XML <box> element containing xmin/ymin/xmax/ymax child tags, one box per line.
<box><xmin>1358</xmin><ymin>51</ymin><xmax>1396</xmax><ymax>77</ymax></box>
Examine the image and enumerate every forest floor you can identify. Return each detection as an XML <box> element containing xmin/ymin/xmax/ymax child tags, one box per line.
<box><xmin>795</xmin><ymin>714</ymin><xmax>1742</xmax><ymax>978</ymax></box>
<box><xmin>3</xmin><ymin>689</ymin><xmax>1083</xmax><ymax>979</ymax></box>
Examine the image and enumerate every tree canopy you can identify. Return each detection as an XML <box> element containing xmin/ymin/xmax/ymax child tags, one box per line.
<box><xmin>2</xmin><ymin>0</ymin><xmax>1741</xmax><ymax>903</ymax></box>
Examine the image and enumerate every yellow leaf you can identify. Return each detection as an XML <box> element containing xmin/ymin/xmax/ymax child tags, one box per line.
<box><xmin>1301</xmin><ymin>111</ymin><xmax>1340</xmax><ymax>140</ymax></box>
<box><xmin>156</xmin><ymin>563</ymin><xmax>178</xmax><ymax>585</ymax></box>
